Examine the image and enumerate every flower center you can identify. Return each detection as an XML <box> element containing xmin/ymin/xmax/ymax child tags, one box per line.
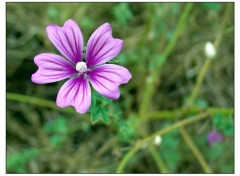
<box><xmin>76</xmin><ymin>62</ymin><xmax>87</xmax><ymax>73</ymax></box>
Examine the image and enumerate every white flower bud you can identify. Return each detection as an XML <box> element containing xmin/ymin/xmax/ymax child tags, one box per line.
<box><xmin>154</xmin><ymin>135</ymin><xmax>162</xmax><ymax>145</ymax></box>
<box><xmin>204</xmin><ymin>41</ymin><xmax>216</xmax><ymax>59</ymax></box>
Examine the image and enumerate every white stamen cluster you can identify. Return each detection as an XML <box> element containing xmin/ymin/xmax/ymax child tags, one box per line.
<box><xmin>76</xmin><ymin>62</ymin><xmax>87</xmax><ymax>73</ymax></box>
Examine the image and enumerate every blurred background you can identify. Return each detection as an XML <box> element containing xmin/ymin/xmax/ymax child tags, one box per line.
<box><xmin>6</xmin><ymin>2</ymin><xmax>234</xmax><ymax>173</ymax></box>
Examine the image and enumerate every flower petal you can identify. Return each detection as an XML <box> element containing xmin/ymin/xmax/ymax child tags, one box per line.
<box><xmin>86</xmin><ymin>23</ymin><xmax>123</xmax><ymax>68</ymax></box>
<box><xmin>32</xmin><ymin>53</ymin><xmax>77</xmax><ymax>84</ymax></box>
<box><xmin>88</xmin><ymin>64</ymin><xmax>131</xmax><ymax>99</ymax></box>
<box><xmin>56</xmin><ymin>76</ymin><xmax>91</xmax><ymax>114</ymax></box>
<box><xmin>46</xmin><ymin>19</ymin><xmax>83</xmax><ymax>64</ymax></box>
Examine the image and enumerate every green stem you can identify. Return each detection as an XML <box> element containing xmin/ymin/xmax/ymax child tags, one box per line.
<box><xmin>187</xmin><ymin>3</ymin><xmax>232</xmax><ymax>108</ymax></box>
<box><xmin>144</xmin><ymin>107</ymin><xmax>233</xmax><ymax>120</ymax></box>
<box><xmin>139</xmin><ymin>3</ymin><xmax>193</xmax><ymax>116</ymax></box>
<box><xmin>186</xmin><ymin>59</ymin><xmax>212</xmax><ymax>107</ymax></box>
<box><xmin>7</xmin><ymin>92</ymin><xmax>75</xmax><ymax>114</ymax></box>
<box><xmin>116</xmin><ymin>143</ymin><xmax>140</xmax><ymax>173</ymax></box>
<box><xmin>149</xmin><ymin>145</ymin><xmax>169</xmax><ymax>173</ymax></box>
<box><xmin>137</xmin><ymin>124</ymin><xmax>169</xmax><ymax>173</ymax></box>
<box><xmin>179</xmin><ymin>128</ymin><xmax>212</xmax><ymax>173</ymax></box>
<box><xmin>178</xmin><ymin>5</ymin><xmax>233</xmax><ymax>173</ymax></box>
<box><xmin>116</xmin><ymin>112</ymin><xmax>209</xmax><ymax>173</ymax></box>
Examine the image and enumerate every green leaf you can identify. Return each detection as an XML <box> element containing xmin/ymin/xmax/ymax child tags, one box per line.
<box><xmin>100</xmin><ymin>108</ymin><xmax>109</xmax><ymax>124</ymax></box>
<box><xmin>90</xmin><ymin>109</ymin><xmax>101</xmax><ymax>124</ymax></box>
<box><xmin>90</xmin><ymin>107</ymin><xmax>109</xmax><ymax>124</ymax></box>
<box><xmin>118</xmin><ymin>116</ymin><xmax>138</xmax><ymax>143</ymax></box>
<box><xmin>213</xmin><ymin>113</ymin><xmax>233</xmax><ymax>136</ymax></box>
<box><xmin>89</xmin><ymin>89</ymin><xmax>111</xmax><ymax>124</ymax></box>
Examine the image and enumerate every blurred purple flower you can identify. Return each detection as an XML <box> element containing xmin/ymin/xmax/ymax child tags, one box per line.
<box><xmin>32</xmin><ymin>19</ymin><xmax>131</xmax><ymax>114</ymax></box>
<box><xmin>207</xmin><ymin>130</ymin><xmax>223</xmax><ymax>145</ymax></box>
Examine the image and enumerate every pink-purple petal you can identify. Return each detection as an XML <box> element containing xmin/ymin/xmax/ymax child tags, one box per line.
<box><xmin>31</xmin><ymin>53</ymin><xmax>77</xmax><ymax>84</ymax></box>
<box><xmin>56</xmin><ymin>76</ymin><xmax>91</xmax><ymax>114</ymax></box>
<box><xmin>88</xmin><ymin>64</ymin><xmax>131</xmax><ymax>99</ymax></box>
<box><xmin>46</xmin><ymin>19</ymin><xmax>83</xmax><ymax>64</ymax></box>
<box><xmin>86</xmin><ymin>23</ymin><xmax>123</xmax><ymax>68</ymax></box>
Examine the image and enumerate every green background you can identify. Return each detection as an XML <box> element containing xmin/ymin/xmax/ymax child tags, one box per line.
<box><xmin>6</xmin><ymin>2</ymin><xmax>234</xmax><ymax>173</ymax></box>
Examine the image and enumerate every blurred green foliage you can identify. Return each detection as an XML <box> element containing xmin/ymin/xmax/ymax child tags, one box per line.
<box><xmin>44</xmin><ymin>116</ymin><xmax>68</xmax><ymax>146</ymax></box>
<box><xmin>213</xmin><ymin>114</ymin><xmax>233</xmax><ymax>137</ymax></box>
<box><xmin>113</xmin><ymin>3</ymin><xmax>133</xmax><ymax>26</ymax></box>
<box><xmin>6</xmin><ymin>2</ymin><xmax>233</xmax><ymax>174</ymax></box>
<box><xmin>7</xmin><ymin>148</ymin><xmax>39</xmax><ymax>173</ymax></box>
<box><xmin>159</xmin><ymin>125</ymin><xmax>181</xmax><ymax>172</ymax></box>
<box><xmin>201</xmin><ymin>2</ymin><xmax>222</xmax><ymax>11</ymax></box>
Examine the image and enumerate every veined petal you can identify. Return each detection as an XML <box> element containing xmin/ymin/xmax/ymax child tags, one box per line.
<box><xmin>31</xmin><ymin>53</ymin><xmax>77</xmax><ymax>84</ymax></box>
<box><xmin>88</xmin><ymin>64</ymin><xmax>131</xmax><ymax>99</ymax></box>
<box><xmin>46</xmin><ymin>19</ymin><xmax>84</xmax><ymax>64</ymax></box>
<box><xmin>56</xmin><ymin>76</ymin><xmax>91</xmax><ymax>114</ymax></box>
<box><xmin>86</xmin><ymin>23</ymin><xmax>123</xmax><ymax>68</ymax></box>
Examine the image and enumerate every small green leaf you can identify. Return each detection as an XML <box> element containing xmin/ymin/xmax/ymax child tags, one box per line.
<box><xmin>118</xmin><ymin>117</ymin><xmax>137</xmax><ymax>143</ymax></box>
<box><xmin>91</xmin><ymin>109</ymin><xmax>101</xmax><ymax>124</ymax></box>
<box><xmin>213</xmin><ymin>114</ymin><xmax>233</xmax><ymax>136</ymax></box>
<box><xmin>100</xmin><ymin>108</ymin><xmax>109</xmax><ymax>124</ymax></box>
<box><xmin>89</xmin><ymin>89</ymin><xmax>111</xmax><ymax>124</ymax></box>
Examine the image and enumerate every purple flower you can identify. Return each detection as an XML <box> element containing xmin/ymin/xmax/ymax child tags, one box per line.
<box><xmin>32</xmin><ymin>19</ymin><xmax>131</xmax><ymax>114</ymax></box>
<box><xmin>207</xmin><ymin>130</ymin><xmax>223</xmax><ymax>145</ymax></box>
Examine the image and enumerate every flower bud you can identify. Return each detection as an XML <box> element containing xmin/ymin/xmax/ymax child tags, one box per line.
<box><xmin>204</xmin><ymin>41</ymin><xmax>216</xmax><ymax>59</ymax></box>
<box><xmin>153</xmin><ymin>135</ymin><xmax>162</xmax><ymax>145</ymax></box>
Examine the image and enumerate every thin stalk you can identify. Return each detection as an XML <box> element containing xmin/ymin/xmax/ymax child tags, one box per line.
<box><xmin>116</xmin><ymin>112</ymin><xmax>209</xmax><ymax>173</ymax></box>
<box><xmin>186</xmin><ymin>59</ymin><xmax>211</xmax><ymax>107</ymax></box>
<box><xmin>186</xmin><ymin>3</ymin><xmax>232</xmax><ymax>108</ymax></box>
<box><xmin>137</xmin><ymin>125</ymin><xmax>169</xmax><ymax>173</ymax></box>
<box><xmin>7</xmin><ymin>92</ymin><xmax>75</xmax><ymax>114</ymax></box>
<box><xmin>139</xmin><ymin>3</ymin><xmax>193</xmax><ymax>116</ymax></box>
<box><xmin>179</xmin><ymin>128</ymin><xmax>212</xmax><ymax>173</ymax></box>
<box><xmin>144</xmin><ymin>107</ymin><xmax>233</xmax><ymax>120</ymax></box>
<box><xmin>7</xmin><ymin>92</ymin><xmax>232</xmax><ymax>120</ymax></box>
<box><xmin>178</xmin><ymin>4</ymin><xmax>233</xmax><ymax>174</ymax></box>
<box><xmin>149</xmin><ymin>145</ymin><xmax>169</xmax><ymax>173</ymax></box>
<box><xmin>135</xmin><ymin>4</ymin><xmax>193</xmax><ymax>172</ymax></box>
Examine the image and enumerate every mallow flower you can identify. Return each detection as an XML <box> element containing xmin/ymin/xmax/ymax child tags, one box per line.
<box><xmin>32</xmin><ymin>19</ymin><xmax>131</xmax><ymax>114</ymax></box>
<box><xmin>207</xmin><ymin>130</ymin><xmax>223</xmax><ymax>145</ymax></box>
